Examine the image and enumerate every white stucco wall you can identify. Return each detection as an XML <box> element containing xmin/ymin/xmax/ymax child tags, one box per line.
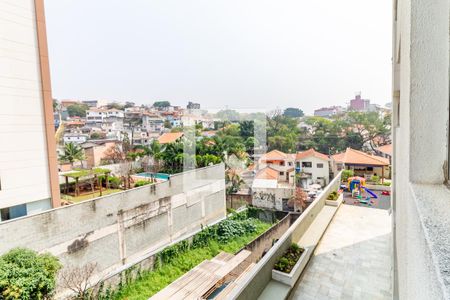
<box><xmin>296</xmin><ymin>156</ymin><xmax>330</xmax><ymax>184</ymax></box>
<box><xmin>0</xmin><ymin>0</ymin><xmax>51</xmax><ymax>209</ymax></box>
<box><xmin>393</xmin><ymin>0</ymin><xmax>450</xmax><ymax>298</ymax></box>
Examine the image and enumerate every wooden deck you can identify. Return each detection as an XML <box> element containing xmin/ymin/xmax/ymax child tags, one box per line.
<box><xmin>150</xmin><ymin>250</ymin><xmax>252</xmax><ymax>300</ymax></box>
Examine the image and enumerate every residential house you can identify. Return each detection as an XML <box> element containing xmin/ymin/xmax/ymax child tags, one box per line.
<box><xmin>81</xmin><ymin>140</ymin><xmax>121</xmax><ymax>168</ymax></box>
<box><xmin>157</xmin><ymin>132</ymin><xmax>184</xmax><ymax>144</ymax></box>
<box><xmin>375</xmin><ymin>144</ymin><xmax>392</xmax><ymax>163</ymax></box>
<box><xmin>142</xmin><ymin>113</ymin><xmax>165</xmax><ymax>132</ymax></box>
<box><xmin>313</xmin><ymin>106</ymin><xmax>344</xmax><ymax>118</ymax></box>
<box><xmin>86</xmin><ymin>108</ymin><xmax>124</xmax><ymax>127</ymax></box>
<box><xmin>82</xmin><ymin>100</ymin><xmax>107</xmax><ymax>108</ymax></box>
<box><xmin>63</xmin><ymin>133</ymin><xmax>89</xmax><ymax>144</ymax></box>
<box><xmin>60</xmin><ymin>99</ymin><xmax>79</xmax><ymax>108</ymax></box>
<box><xmin>257</xmin><ymin>150</ymin><xmax>296</xmax><ymax>185</ymax></box>
<box><xmin>331</xmin><ymin>147</ymin><xmax>390</xmax><ymax>179</ymax></box>
<box><xmin>295</xmin><ymin>148</ymin><xmax>330</xmax><ymax>187</ymax></box>
<box><xmin>251</xmin><ymin>167</ymin><xmax>294</xmax><ymax>211</ymax></box>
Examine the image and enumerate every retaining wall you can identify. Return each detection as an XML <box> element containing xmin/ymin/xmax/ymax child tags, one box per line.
<box><xmin>0</xmin><ymin>164</ymin><xmax>226</xmax><ymax>292</ymax></box>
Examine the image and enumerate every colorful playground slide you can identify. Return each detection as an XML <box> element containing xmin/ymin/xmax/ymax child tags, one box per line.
<box><xmin>363</xmin><ymin>187</ymin><xmax>378</xmax><ymax>199</ymax></box>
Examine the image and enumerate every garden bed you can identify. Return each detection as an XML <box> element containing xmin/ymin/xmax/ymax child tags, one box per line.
<box><xmin>325</xmin><ymin>190</ymin><xmax>343</xmax><ymax>206</ymax></box>
<box><xmin>272</xmin><ymin>244</ymin><xmax>308</xmax><ymax>287</ymax></box>
<box><xmin>104</xmin><ymin>210</ymin><xmax>272</xmax><ymax>300</ymax></box>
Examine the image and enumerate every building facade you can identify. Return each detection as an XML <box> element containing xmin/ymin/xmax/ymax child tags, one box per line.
<box><xmin>0</xmin><ymin>0</ymin><xmax>60</xmax><ymax>221</ymax></box>
<box><xmin>392</xmin><ymin>1</ymin><xmax>450</xmax><ymax>298</ymax></box>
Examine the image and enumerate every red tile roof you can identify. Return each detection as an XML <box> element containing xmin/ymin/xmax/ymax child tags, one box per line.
<box><xmin>296</xmin><ymin>148</ymin><xmax>329</xmax><ymax>161</ymax></box>
<box><xmin>157</xmin><ymin>132</ymin><xmax>184</xmax><ymax>144</ymax></box>
<box><xmin>255</xmin><ymin>167</ymin><xmax>279</xmax><ymax>180</ymax></box>
<box><xmin>376</xmin><ymin>144</ymin><xmax>393</xmax><ymax>156</ymax></box>
<box><xmin>332</xmin><ymin>148</ymin><xmax>389</xmax><ymax>166</ymax></box>
<box><xmin>260</xmin><ymin>150</ymin><xmax>288</xmax><ymax>161</ymax></box>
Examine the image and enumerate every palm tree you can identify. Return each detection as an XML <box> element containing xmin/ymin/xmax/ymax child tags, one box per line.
<box><xmin>225</xmin><ymin>170</ymin><xmax>245</xmax><ymax>195</ymax></box>
<box><xmin>59</xmin><ymin>143</ymin><xmax>84</xmax><ymax>166</ymax></box>
<box><xmin>135</xmin><ymin>140</ymin><xmax>165</xmax><ymax>173</ymax></box>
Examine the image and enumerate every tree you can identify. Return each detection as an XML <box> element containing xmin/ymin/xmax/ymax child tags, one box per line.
<box><xmin>90</xmin><ymin>132</ymin><xmax>104</xmax><ymax>139</ymax></box>
<box><xmin>164</xmin><ymin>120</ymin><xmax>172</xmax><ymax>129</ymax></box>
<box><xmin>288</xmin><ymin>187</ymin><xmax>308</xmax><ymax>213</ymax></box>
<box><xmin>0</xmin><ymin>248</ymin><xmax>61</xmax><ymax>300</ymax></box>
<box><xmin>107</xmin><ymin>102</ymin><xmax>124</xmax><ymax>110</ymax></box>
<box><xmin>216</xmin><ymin>109</ymin><xmax>241</xmax><ymax>121</ymax></box>
<box><xmin>225</xmin><ymin>170</ymin><xmax>245</xmax><ymax>195</ymax></box>
<box><xmin>266</xmin><ymin>110</ymin><xmax>300</xmax><ymax>152</ymax></box>
<box><xmin>124</xmin><ymin>101</ymin><xmax>135</xmax><ymax>109</ymax></box>
<box><xmin>59</xmin><ymin>263</ymin><xmax>97</xmax><ymax>300</ymax></box>
<box><xmin>239</xmin><ymin>121</ymin><xmax>254</xmax><ymax>139</ymax></box>
<box><xmin>67</xmin><ymin>103</ymin><xmax>89</xmax><ymax>117</ymax></box>
<box><xmin>103</xmin><ymin>144</ymin><xmax>125</xmax><ymax>164</ymax></box>
<box><xmin>283</xmin><ymin>107</ymin><xmax>304</xmax><ymax>118</ymax></box>
<box><xmin>141</xmin><ymin>140</ymin><xmax>165</xmax><ymax>172</ymax></box>
<box><xmin>60</xmin><ymin>142</ymin><xmax>85</xmax><ymax>166</ymax></box>
<box><xmin>153</xmin><ymin>101</ymin><xmax>171</xmax><ymax>108</ymax></box>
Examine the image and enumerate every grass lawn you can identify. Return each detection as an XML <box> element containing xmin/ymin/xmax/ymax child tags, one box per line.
<box><xmin>113</xmin><ymin>219</ymin><xmax>271</xmax><ymax>300</ymax></box>
<box><xmin>62</xmin><ymin>189</ymin><xmax>123</xmax><ymax>203</ymax></box>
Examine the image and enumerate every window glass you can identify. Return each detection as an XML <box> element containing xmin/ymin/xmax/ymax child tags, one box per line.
<box><xmin>302</xmin><ymin>162</ymin><xmax>312</xmax><ymax>168</ymax></box>
<box><xmin>317</xmin><ymin>163</ymin><xmax>324</xmax><ymax>168</ymax></box>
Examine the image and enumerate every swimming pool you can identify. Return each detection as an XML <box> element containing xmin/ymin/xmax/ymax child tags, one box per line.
<box><xmin>136</xmin><ymin>172</ymin><xmax>170</xmax><ymax>180</ymax></box>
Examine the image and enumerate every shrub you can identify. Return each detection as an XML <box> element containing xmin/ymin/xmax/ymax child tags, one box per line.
<box><xmin>327</xmin><ymin>191</ymin><xmax>339</xmax><ymax>200</ymax></box>
<box><xmin>370</xmin><ymin>175</ymin><xmax>380</xmax><ymax>184</ymax></box>
<box><xmin>274</xmin><ymin>244</ymin><xmax>304</xmax><ymax>273</ymax></box>
<box><xmin>383</xmin><ymin>182</ymin><xmax>391</xmax><ymax>186</ymax></box>
<box><xmin>0</xmin><ymin>248</ymin><xmax>61</xmax><ymax>300</ymax></box>
<box><xmin>341</xmin><ymin>170</ymin><xmax>354</xmax><ymax>182</ymax></box>
<box><xmin>134</xmin><ymin>180</ymin><xmax>151</xmax><ymax>188</ymax></box>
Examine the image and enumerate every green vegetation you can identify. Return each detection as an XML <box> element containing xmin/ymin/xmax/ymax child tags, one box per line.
<box><xmin>369</xmin><ymin>175</ymin><xmax>380</xmax><ymax>184</ymax></box>
<box><xmin>341</xmin><ymin>170</ymin><xmax>354</xmax><ymax>182</ymax></box>
<box><xmin>274</xmin><ymin>244</ymin><xmax>304</xmax><ymax>274</ymax></box>
<box><xmin>152</xmin><ymin>101</ymin><xmax>171</xmax><ymax>108</ymax></box>
<box><xmin>283</xmin><ymin>107</ymin><xmax>304</xmax><ymax>118</ymax></box>
<box><xmin>67</xmin><ymin>103</ymin><xmax>89</xmax><ymax>117</ymax></box>
<box><xmin>383</xmin><ymin>182</ymin><xmax>392</xmax><ymax>186</ymax></box>
<box><xmin>107</xmin><ymin>213</ymin><xmax>271</xmax><ymax>300</ymax></box>
<box><xmin>65</xmin><ymin>168</ymin><xmax>111</xmax><ymax>179</ymax></box>
<box><xmin>0</xmin><ymin>248</ymin><xmax>61</xmax><ymax>300</ymax></box>
<box><xmin>134</xmin><ymin>180</ymin><xmax>151</xmax><ymax>187</ymax></box>
<box><xmin>327</xmin><ymin>190</ymin><xmax>340</xmax><ymax>200</ymax></box>
<box><xmin>59</xmin><ymin>142</ymin><xmax>85</xmax><ymax>166</ymax></box>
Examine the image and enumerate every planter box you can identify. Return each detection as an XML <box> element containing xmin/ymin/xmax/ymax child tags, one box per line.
<box><xmin>272</xmin><ymin>247</ymin><xmax>310</xmax><ymax>287</ymax></box>
<box><xmin>325</xmin><ymin>193</ymin><xmax>343</xmax><ymax>207</ymax></box>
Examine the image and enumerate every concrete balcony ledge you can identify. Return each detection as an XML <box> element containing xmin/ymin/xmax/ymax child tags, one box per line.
<box><xmin>409</xmin><ymin>183</ymin><xmax>450</xmax><ymax>299</ymax></box>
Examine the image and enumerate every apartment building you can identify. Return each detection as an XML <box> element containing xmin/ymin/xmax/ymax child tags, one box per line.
<box><xmin>0</xmin><ymin>0</ymin><xmax>60</xmax><ymax>220</ymax></box>
<box><xmin>393</xmin><ymin>1</ymin><xmax>450</xmax><ymax>298</ymax></box>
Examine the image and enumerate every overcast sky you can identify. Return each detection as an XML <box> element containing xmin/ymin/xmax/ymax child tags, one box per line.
<box><xmin>45</xmin><ymin>0</ymin><xmax>392</xmax><ymax>114</ymax></box>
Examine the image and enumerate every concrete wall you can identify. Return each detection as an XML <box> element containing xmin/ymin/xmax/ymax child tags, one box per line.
<box><xmin>0</xmin><ymin>0</ymin><xmax>52</xmax><ymax>211</ymax></box>
<box><xmin>0</xmin><ymin>164</ymin><xmax>226</xmax><ymax>291</ymax></box>
<box><xmin>229</xmin><ymin>171</ymin><xmax>342</xmax><ymax>299</ymax></box>
<box><xmin>252</xmin><ymin>186</ymin><xmax>294</xmax><ymax>211</ymax></box>
<box><xmin>393</xmin><ymin>1</ymin><xmax>450</xmax><ymax>299</ymax></box>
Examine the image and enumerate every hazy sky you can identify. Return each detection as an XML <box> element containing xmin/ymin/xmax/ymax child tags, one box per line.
<box><xmin>45</xmin><ymin>0</ymin><xmax>392</xmax><ymax>114</ymax></box>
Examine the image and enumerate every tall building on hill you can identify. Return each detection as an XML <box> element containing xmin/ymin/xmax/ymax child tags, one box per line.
<box><xmin>349</xmin><ymin>92</ymin><xmax>371</xmax><ymax>111</ymax></box>
<box><xmin>0</xmin><ymin>0</ymin><xmax>60</xmax><ymax>221</ymax></box>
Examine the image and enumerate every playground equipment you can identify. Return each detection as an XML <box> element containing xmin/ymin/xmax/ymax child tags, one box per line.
<box><xmin>363</xmin><ymin>187</ymin><xmax>378</xmax><ymax>199</ymax></box>
<box><xmin>348</xmin><ymin>177</ymin><xmax>366</xmax><ymax>198</ymax></box>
